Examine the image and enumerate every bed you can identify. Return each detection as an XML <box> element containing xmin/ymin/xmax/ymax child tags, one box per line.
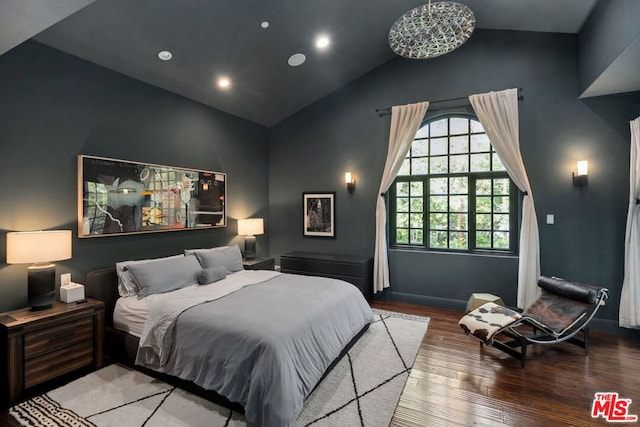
<box><xmin>84</xmin><ymin>246</ymin><xmax>374</xmax><ymax>427</ymax></box>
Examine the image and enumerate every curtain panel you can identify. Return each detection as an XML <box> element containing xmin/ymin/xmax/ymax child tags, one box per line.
<box><xmin>620</xmin><ymin>116</ymin><xmax>640</xmax><ymax>328</ymax></box>
<box><xmin>373</xmin><ymin>102</ymin><xmax>428</xmax><ymax>293</ymax></box>
<box><xmin>469</xmin><ymin>88</ymin><xmax>541</xmax><ymax>309</ymax></box>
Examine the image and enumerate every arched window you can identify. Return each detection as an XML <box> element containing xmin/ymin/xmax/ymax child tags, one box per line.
<box><xmin>389</xmin><ymin>113</ymin><xmax>518</xmax><ymax>253</ymax></box>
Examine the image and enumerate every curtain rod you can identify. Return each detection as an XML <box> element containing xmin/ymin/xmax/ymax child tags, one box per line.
<box><xmin>376</xmin><ymin>88</ymin><xmax>524</xmax><ymax>117</ymax></box>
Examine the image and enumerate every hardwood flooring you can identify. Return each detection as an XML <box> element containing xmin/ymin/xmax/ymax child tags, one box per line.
<box><xmin>2</xmin><ymin>301</ymin><xmax>639</xmax><ymax>426</ymax></box>
<box><xmin>372</xmin><ymin>301</ymin><xmax>640</xmax><ymax>427</ymax></box>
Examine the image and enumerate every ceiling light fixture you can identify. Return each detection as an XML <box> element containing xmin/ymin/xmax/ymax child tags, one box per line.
<box><xmin>261</xmin><ymin>21</ymin><xmax>269</xmax><ymax>29</ymax></box>
<box><xmin>388</xmin><ymin>1</ymin><xmax>475</xmax><ymax>59</ymax></box>
<box><xmin>315</xmin><ymin>35</ymin><xmax>330</xmax><ymax>49</ymax></box>
<box><xmin>288</xmin><ymin>53</ymin><xmax>306</xmax><ymax>67</ymax></box>
<box><xmin>218</xmin><ymin>77</ymin><xmax>231</xmax><ymax>89</ymax></box>
<box><xmin>157</xmin><ymin>50</ymin><xmax>173</xmax><ymax>61</ymax></box>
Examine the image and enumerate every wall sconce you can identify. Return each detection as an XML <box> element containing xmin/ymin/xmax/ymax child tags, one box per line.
<box><xmin>573</xmin><ymin>160</ymin><xmax>588</xmax><ymax>190</ymax></box>
<box><xmin>345</xmin><ymin>172</ymin><xmax>356</xmax><ymax>193</ymax></box>
<box><xmin>237</xmin><ymin>218</ymin><xmax>264</xmax><ymax>260</ymax></box>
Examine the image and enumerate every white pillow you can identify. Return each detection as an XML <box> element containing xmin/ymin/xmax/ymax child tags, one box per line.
<box><xmin>116</xmin><ymin>254</ymin><xmax>183</xmax><ymax>297</ymax></box>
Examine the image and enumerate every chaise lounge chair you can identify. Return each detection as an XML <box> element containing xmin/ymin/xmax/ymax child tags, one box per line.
<box><xmin>458</xmin><ymin>276</ymin><xmax>608</xmax><ymax>367</ymax></box>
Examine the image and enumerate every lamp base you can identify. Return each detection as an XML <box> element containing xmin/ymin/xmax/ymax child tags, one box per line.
<box><xmin>28</xmin><ymin>263</ymin><xmax>56</xmax><ymax>311</ymax></box>
<box><xmin>244</xmin><ymin>235</ymin><xmax>256</xmax><ymax>260</ymax></box>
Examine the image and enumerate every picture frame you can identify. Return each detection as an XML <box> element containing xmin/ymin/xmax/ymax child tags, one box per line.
<box><xmin>78</xmin><ymin>155</ymin><xmax>226</xmax><ymax>238</ymax></box>
<box><xmin>303</xmin><ymin>192</ymin><xmax>335</xmax><ymax>238</ymax></box>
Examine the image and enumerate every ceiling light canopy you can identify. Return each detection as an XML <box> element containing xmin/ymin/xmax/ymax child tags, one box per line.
<box><xmin>389</xmin><ymin>1</ymin><xmax>475</xmax><ymax>59</ymax></box>
<box><xmin>288</xmin><ymin>53</ymin><xmax>306</xmax><ymax>67</ymax></box>
<box><xmin>157</xmin><ymin>50</ymin><xmax>173</xmax><ymax>61</ymax></box>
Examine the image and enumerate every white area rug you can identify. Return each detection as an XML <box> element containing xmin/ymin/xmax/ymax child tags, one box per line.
<box><xmin>10</xmin><ymin>309</ymin><xmax>428</xmax><ymax>427</ymax></box>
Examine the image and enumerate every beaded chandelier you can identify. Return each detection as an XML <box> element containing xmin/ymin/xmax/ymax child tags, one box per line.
<box><xmin>389</xmin><ymin>1</ymin><xmax>475</xmax><ymax>59</ymax></box>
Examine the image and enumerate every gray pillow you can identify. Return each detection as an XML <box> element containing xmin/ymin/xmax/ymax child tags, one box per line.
<box><xmin>116</xmin><ymin>254</ymin><xmax>184</xmax><ymax>297</ymax></box>
<box><xmin>192</xmin><ymin>245</ymin><xmax>243</xmax><ymax>272</ymax></box>
<box><xmin>127</xmin><ymin>254</ymin><xmax>202</xmax><ymax>298</ymax></box>
<box><xmin>198</xmin><ymin>266</ymin><xmax>230</xmax><ymax>285</ymax></box>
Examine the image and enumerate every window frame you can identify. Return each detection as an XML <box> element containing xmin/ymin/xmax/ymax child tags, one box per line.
<box><xmin>388</xmin><ymin>113</ymin><xmax>520</xmax><ymax>255</ymax></box>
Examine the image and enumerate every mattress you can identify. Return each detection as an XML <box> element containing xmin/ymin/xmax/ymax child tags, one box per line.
<box><xmin>113</xmin><ymin>295</ymin><xmax>148</xmax><ymax>337</ymax></box>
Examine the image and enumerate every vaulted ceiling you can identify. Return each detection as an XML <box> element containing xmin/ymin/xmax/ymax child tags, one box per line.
<box><xmin>3</xmin><ymin>0</ymin><xmax>638</xmax><ymax>127</ymax></box>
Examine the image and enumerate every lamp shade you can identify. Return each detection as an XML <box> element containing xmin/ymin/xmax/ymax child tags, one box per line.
<box><xmin>6</xmin><ymin>230</ymin><xmax>72</xmax><ymax>264</ymax></box>
<box><xmin>237</xmin><ymin>218</ymin><xmax>264</xmax><ymax>236</ymax></box>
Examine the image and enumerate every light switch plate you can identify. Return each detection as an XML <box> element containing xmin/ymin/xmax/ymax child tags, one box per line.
<box><xmin>61</xmin><ymin>273</ymin><xmax>71</xmax><ymax>287</ymax></box>
<box><xmin>546</xmin><ymin>214</ymin><xmax>555</xmax><ymax>225</ymax></box>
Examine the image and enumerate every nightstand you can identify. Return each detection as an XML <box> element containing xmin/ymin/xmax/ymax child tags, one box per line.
<box><xmin>0</xmin><ymin>298</ymin><xmax>104</xmax><ymax>406</ymax></box>
<box><xmin>243</xmin><ymin>257</ymin><xmax>275</xmax><ymax>270</ymax></box>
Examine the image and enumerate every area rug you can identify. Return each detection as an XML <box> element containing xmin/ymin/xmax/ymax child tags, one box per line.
<box><xmin>10</xmin><ymin>309</ymin><xmax>429</xmax><ymax>427</ymax></box>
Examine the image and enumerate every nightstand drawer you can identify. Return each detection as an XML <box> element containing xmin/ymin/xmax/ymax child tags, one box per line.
<box><xmin>24</xmin><ymin>340</ymin><xmax>94</xmax><ymax>388</ymax></box>
<box><xmin>24</xmin><ymin>317</ymin><xmax>94</xmax><ymax>359</ymax></box>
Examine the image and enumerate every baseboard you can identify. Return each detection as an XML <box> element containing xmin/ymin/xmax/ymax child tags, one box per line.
<box><xmin>374</xmin><ymin>290</ymin><xmax>640</xmax><ymax>337</ymax></box>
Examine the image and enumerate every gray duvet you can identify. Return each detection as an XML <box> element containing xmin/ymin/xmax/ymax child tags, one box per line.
<box><xmin>136</xmin><ymin>272</ymin><xmax>374</xmax><ymax>427</ymax></box>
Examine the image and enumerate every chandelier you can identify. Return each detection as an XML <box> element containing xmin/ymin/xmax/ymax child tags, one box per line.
<box><xmin>389</xmin><ymin>1</ymin><xmax>475</xmax><ymax>59</ymax></box>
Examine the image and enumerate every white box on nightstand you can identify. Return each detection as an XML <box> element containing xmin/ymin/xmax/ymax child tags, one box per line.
<box><xmin>61</xmin><ymin>282</ymin><xmax>85</xmax><ymax>303</ymax></box>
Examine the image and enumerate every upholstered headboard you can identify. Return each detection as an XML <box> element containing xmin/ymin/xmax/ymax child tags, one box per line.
<box><xmin>85</xmin><ymin>267</ymin><xmax>119</xmax><ymax>328</ymax></box>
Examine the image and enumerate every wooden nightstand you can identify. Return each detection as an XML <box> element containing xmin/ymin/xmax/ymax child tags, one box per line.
<box><xmin>0</xmin><ymin>298</ymin><xmax>104</xmax><ymax>406</ymax></box>
<box><xmin>243</xmin><ymin>257</ymin><xmax>275</xmax><ymax>270</ymax></box>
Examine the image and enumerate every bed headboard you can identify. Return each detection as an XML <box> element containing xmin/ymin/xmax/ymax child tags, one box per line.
<box><xmin>85</xmin><ymin>267</ymin><xmax>119</xmax><ymax>327</ymax></box>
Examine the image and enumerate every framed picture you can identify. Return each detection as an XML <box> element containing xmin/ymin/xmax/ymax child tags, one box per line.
<box><xmin>303</xmin><ymin>192</ymin><xmax>335</xmax><ymax>238</ymax></box>
<box><xmin>78</xmin><ymin>155</ymin><xmax>226</xmax><ymax>237</ymax></box>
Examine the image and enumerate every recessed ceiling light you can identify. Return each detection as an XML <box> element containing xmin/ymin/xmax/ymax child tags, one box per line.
<box><xmin>261</xmin><ymin>21</ymin><xmax>269</xmax><ymax>29</ymax></box>
<box><xmin>288</xmin><ymin>53</ymin><xmax>306</xmax><ymax>67</ymax></box>
<box><xmin>158</xmin><ymin>50</ymin><xmax>172</xmax><ymax>61</ymax></box>
<box><xmin>218</xmin><ymin>77</ymin><xmax>231</xmax><ymax>89</ymax></box>
<box><xmin>315</xmin><ymin>35</ymin><xmax>330</xmax><ymax>49</ymax></box>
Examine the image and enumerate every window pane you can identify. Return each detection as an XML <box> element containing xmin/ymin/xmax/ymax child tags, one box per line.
<box><xmin>398</xmin><ymin>158</ymin><xmax>410</xmax><ymax>176</ymax></box>
<box><xmin>430</xmin><ymin>119</ymin><xmax>447</xmax><ymax>137</ymax></box>
<box><xmin>410</xmin><ymin>197</ymin><xmax>424</xmax><ymax>212</ymax></box>
<box><xmin>470</xmin><ymin>134</ymin><xmax>490</xmax><ymax>152</ymax></box>
<box><xmin>476</xmin><ymin>196</ymin><xmax>491</xmax><ymax>213</ymax></box>
<box><xmin>449</xmin><ymin>213</ymin><xmax>468</xmax><ymax>230</ymax></box>
<box><xmin>412</xmin><ymin>139</ymin><xmax>428</xmax><ymax>157</ymax></box>
<box><xmin>415</xmin><ymin>125</ymin><xmax>429</xmax><ymax>139</ymax></box>
<box><xmin>449</xmin><ymin>232</ymin><xmax>468</xmax><ymax>249</ymax></box>
<box><xmin>430</xmin><ymin>156</ymin><xmax>448</xmax><ymax>174</ymax></box>
<box><xmin>450</xmin><ymin>155</ymin><xmax>469</xmax><ymax>173</ymax></box>
<box><xmin>493</xmin><ymin>232</ymin><xmax>510</xmax><ymax>249</ymax></box>
<box><xmin>493</xmin><ymin>196</ymin><xmax>510</xmax><ymax>213</ymax></box>
<box><xmin>449</xmin><ymin>177</ymin><xmax>467</xmax><ymax>194</ymax></box>
<box><xmin>476</xmin><ymin>213</ymin><xmax>492</xmax><ymax>229</ymax></box>
<box><xmin>476</xmin><ymin>231</ymin><xmax>491</xmax><ymax>248</ymax></box>
<box><xmin>430</xmin><ymin>177</ymin><xmax>448</xmax><ymax>194</ymax></box>
<box><xmin>470</xmin><ymin>119</ymin><xmax>484</xmax><ymax>134</ymax></box>
<box><xmin>410</xmin><ymin>213</ymin><xmax>423</xmax><ymax>228</ymax></box>
<box><xmin>397</xmin><ymin>213</ymin><xmax>409</xmax><ymax>228</ymax></box>
<box><xmin>450</xmin><ymin>136</ymin><xmax>468</xmax><ymax>154</ymax></box>
<box><xmin>396</xmin><ymin>229</ymin><xmax>409</xmax><ymax>244</ymax></box>
<box><xmin>430</xmin><ymin>213</ymin><xmax>448</xmax><ymax>229</ymax></box>
<box><xmin>476</xmin><ymin>180</ymin><xmax>491</xmax><ymax>196</ymax></box>
<box><xmin>449</xmin><ymin>195</ymin><xmax>467</xmax><ymax>212</ymax></box>
<box><xmin>410</xmin><ymin>229</ymin><xmax>424</xmax><ymax>244</ymax></box>
<box><xmin>412</xmin><ymin>157</ymin><xmax>428</xmax><ymax>175</ymax></box>
<box><xmin>470</xmin><ymin>153</ymin><xmax>490</xmax><ymax>172</ymax></box>
<box><xmin>410</xmin><ymin>181</ymin><xmax>423</xmax><ymax>196</ymax></box>
<box><xmin>396</xmin><ymin>197</ymin><xmax>409</xmax><ymax>212</ymax></box>
<box><xmin>492</xmin><ymin>153</ymin><xmax>506</xmax><ymax>171</ymax></box>
<box><xmin>430</xmin><ymin>196</ymin><xmax>448</xmax><ymax>212</ymax></box>
<box><xmin>397</xmin><ymin>182</ymin><xmax>409</xmax><ymax>196</ymax></box>
<box><xmin>450</xmin><ymin>117</ymin><xmax>468</xmax><ymax>135</ymax></box>
<box><xmin>430</xmin><ymin>231</ymin><xmax>448</xmax><ymax>248</ymax></box>
<box><xmin>493</xmin><ymin>179</ymin><xmax>510</xmax><ymax>195</ymax></box>
<box><xmin>430</xmin><ymin>138</ymin><xmax>448</xmax><ymax>155</ymax></box>
<box><xmin>493</xmin><ymin>214</ymin><xmax>510</xmax><ymax>231</ymax></box>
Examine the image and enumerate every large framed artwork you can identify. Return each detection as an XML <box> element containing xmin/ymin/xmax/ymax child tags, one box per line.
<box><xmin>303</xmin><ymin>192</ymin><xmax>335</xmax><ymax>238</ymax></box>
<box><xmin>78</xmin><ymin>155</ymin><xmax>226</xmax><ymax>238</ymax></box>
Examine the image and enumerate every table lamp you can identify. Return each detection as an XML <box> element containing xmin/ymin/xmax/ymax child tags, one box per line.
<box><xmin>237</xmin><ymin>218</ymin><xmax>264</xmax><ymax>260</ymax></box>
<box><xmin>6</xmin><ymin>230</ymin><xmax>72</xmax><ymax>310</ymax></box>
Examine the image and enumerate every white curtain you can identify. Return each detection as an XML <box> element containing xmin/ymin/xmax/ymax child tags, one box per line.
<box><xmin>620</xmin><ymin>117</ymin><xmax>640</xmax><ymax>328</ymax></box>
<box><xmin>374</xmin><ymin>102</ymin><xmax>429</xmax><ymax>293</ymax></box>
<box><xmin>469</xmin><ymin>88</ymin><xmax>541</xmax><ymax>309</ymax></box>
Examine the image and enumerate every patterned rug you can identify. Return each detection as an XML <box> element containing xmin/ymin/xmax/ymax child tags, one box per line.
<box><xmin>10</xmin><ymin>309</ymin><xmax>429</xmax><ymax>427</ymax></box>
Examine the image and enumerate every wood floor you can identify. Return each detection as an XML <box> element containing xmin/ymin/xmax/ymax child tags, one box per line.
<box><xmin>372</xmin><ymin>301</ymin><xmax>640</xmax><ymax>427</ymax></box>
<box><xmin>3</xmin><ymin>301</ymin><xmax>639</xmax><ymax>426</ymax></box>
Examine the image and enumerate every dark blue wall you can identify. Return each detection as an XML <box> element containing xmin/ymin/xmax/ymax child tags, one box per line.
<box><xmin>268</xmin><ymin>29</ymin><xmax>640</xmax><ymax>324</ymax></box>
<box><xmin>0</xmin><ymin>41</ymin><xmax>269</xmax><ymax>312</ymax></box>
